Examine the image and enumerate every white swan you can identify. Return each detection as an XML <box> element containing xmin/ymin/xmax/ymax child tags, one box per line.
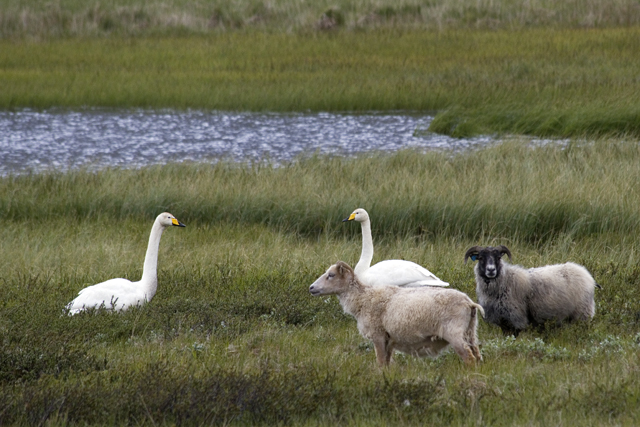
<box><xmin>343</xmin><ymin>208</ymin><xmax>449</xmax><ymax>287</ymax></box>
<box><xmin>66</xmin><ymin>212</ymin><xmax>186</xmax><ymax>315</ymax></box>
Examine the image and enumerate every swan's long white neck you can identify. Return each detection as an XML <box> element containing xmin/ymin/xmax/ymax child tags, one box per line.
<box><xmin>355</xmin><ymin>218</ymin><xmax>374</xmax><ymax>275</ymax></box>
<box><xmin>139</xmin><ymin>219</ymin><xmax>166</xmax><ymax>300</ymax></box>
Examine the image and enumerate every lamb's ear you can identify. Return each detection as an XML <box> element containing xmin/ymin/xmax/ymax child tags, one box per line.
<box><xmin>464</xmin><ymin>246</ymin><xmax>483</xmax><ymax>264</ymax></box>
<box><xmin>497</xmin><ymin>245</ymin><xmax>512</xmax><ymax>260</ymax></box>
<box><xmin>335</xmin><ymin>261</ymin><xmax>353</xmax><ymax>278</ymax></box>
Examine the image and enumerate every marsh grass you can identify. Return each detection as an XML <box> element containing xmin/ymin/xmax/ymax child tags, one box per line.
<box><xmin>2</xmin><ymin>28</ymin><xmax>640</xmax><ymax>137</ymax></box>
<box><xmin>2</xmin><ymin>0</ymin><xmax>640</xmax><ymax>38</ymax></box>
<box><xmin>4</xmin><ymin>139</ymin><xmax>640</xmax><ymax>244</ymax></box>
<box><xmin>1</xmin><ymin>142</ymin><xmax>640</xmax><ymax>425</ymax></box>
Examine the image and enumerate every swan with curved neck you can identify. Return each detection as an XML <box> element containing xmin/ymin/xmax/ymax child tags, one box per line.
<box><xmin>343</xmin><ymin>208</ymin><xmax>448</xmax><ymax>287</ymax></box>
<box><xmin>66</xmin><ymin>212</ymin><xmax>186</xmax><ymax>314</ymax></box>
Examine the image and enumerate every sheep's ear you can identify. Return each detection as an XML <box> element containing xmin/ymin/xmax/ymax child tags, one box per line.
<box><xmin>335</xmin><ymin>261</ymin><xmax>353</xmax><ymax>278</ymax></box>
<box><xmin>464</xmin><ymin>246</ymin><xmax>482</xmax><ymax>264</ymax></box>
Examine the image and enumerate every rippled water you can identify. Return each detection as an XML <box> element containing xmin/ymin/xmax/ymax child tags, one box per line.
<box><xmin>1</xmin><ymin>109</ymin><xmax>494</xmax><ymax>175</ymax></box>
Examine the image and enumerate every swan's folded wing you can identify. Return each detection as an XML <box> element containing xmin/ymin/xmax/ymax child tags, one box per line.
<box><xmin>359</xmin><ymin>260</ymin><xmax>449</xmax><ymax>287</ymax></box>
<box><xmin>66</xmin><ymin>278</ymin><xmax>143</xmax><ymax>314</ymax></box>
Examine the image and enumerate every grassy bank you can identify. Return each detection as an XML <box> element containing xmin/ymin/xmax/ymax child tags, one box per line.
<box><xmin>4</xmin><ymin>139</ymin><xmax>640</xmax><ymax>245</ymax></box>
<box><xmin>2</xmin><ymin>28</ymin><xmax>640</xmax><ymax>137</ymax></box>
<box><xmin>1</xmin><ymin>143</ymin><xmax>640</xmax><ymax>425</ymax></box>
<box><xmin>3</xmin><ymin>0</ymin><xmax>640</xmax><ymax>38</ymax></box>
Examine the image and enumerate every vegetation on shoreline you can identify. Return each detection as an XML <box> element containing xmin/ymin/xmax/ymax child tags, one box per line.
<box><xmin>4</xmin><ymin>140</ymin><xmax>640</xmax><ymax>246</ymax></box>
<box><xmin>2</xmin><ymin>28</ymin><xmax>640</xmax><ymax>138</ymax></box>
<box><xmin>2</xmin><ymin>143</ymin><xmax>640</xmax><ymax>425</ymax></box>
<box><xmin>3</xmin><ymin>0</ymin><xmax>640</xmax><ymax>38</ymax></box>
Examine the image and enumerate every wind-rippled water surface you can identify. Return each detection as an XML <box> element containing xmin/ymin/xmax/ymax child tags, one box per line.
<box><xmin>1</xmin><ymin>109</ymin><xmax>494</xmax><ymax>175</ymax></box>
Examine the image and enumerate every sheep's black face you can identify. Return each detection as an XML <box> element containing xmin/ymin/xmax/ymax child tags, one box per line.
<box><xmin>465</xmin><ymin>245</ymin><xmax>511</xmax><ymax>283</ymax></box>
<box><xmin>476</xmin><ymin>248</ymin><xmax>506</xmax><ymax>282</ymax></box>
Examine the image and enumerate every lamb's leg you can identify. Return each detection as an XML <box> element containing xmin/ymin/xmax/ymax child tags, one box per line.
<box><xmin>470</xmin><ymin>344</ymin><xmax>482</xmax><ymax>362</ymax></box>
<box><xmin>464</xmin><ymin>313</ymin><xmax>482</xmax><ymax>362</ymax></box>
<box><xmin>449</xmin><ymin>338</ymin><xmax>477</xmax><ymax>365</ymax></box>
<box><xmin>385</xmin><ymin>341</ymin><xmax>394</xmax><ymax>365</ymax></box>
<box><xmin>372</xmin><ymin>336</ymin><xmax>390</xmax><ymax>367</ymax></box>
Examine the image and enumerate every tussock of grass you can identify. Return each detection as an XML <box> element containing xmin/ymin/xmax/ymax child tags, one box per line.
<box><xmin>430</xmin><ymin>103</ymin><xmax>640</xmax><ymax>138</ymax></box>
<box><xmin>1</xmin><ymin>143</ymin><xmax>640</xmax><ymax>425</ymax></box>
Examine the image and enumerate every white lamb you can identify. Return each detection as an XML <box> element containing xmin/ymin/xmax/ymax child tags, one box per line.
<box><xmin>309</xmin><ymin>261</ymin><xmax>484</xmax><ymax>366</ymax></box>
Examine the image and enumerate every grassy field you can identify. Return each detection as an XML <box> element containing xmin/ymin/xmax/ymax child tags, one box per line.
<box><xmin>1</xmin><ymin>142</ymin><xmax>640</xmax><ymax>425</ymax></box>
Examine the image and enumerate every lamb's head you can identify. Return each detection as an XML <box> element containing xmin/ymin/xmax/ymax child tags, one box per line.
<box><xmin>342</xmin><ymin>208</ymin><xmax>369</xmax><ymax>223</ymax></box>
<box><xmin>309</xmin><ymin>261</ymin><xmax>355</xmax><ymax>296</ymax></box>
<box><xmin>465</xmin><ymin>245</ymin><xmax>512</xmax><ymax>282</ymax></box>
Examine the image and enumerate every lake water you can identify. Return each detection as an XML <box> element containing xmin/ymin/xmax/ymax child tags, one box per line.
<box><xmin>1</xmin><ymin>109</ymin><xmax>494</xmax><ymax>175</ymax></box>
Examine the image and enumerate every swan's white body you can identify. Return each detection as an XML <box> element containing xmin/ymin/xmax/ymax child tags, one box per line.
<box><xmin>344</xmin><ymin>208</ymin><xmax>449</xmax><ymax>288</ymax></box>
<box><xmin>66</xmin><ymin>212</ymin><xmax>185</xmax><ymax>315</ymax></box>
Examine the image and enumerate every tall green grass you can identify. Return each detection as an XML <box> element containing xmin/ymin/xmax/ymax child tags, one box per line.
<box><xmin>2</xmin><ymin>28</ymin><xmax>640</xmax><ymax>137</ymax></box>
<box><xmin>2</xmin><ymin>0</ymin><xmax>640</xmax><ymax>38</ymax></box>
<box><xmin>4</xmin><ymin>139</ymin><xmax>640</xmax><ymax>245</ymax></box>
<box><xmin>2</xmin><ymin>143</ymin><xmax>640</xmax><ymax>425</ymax></box>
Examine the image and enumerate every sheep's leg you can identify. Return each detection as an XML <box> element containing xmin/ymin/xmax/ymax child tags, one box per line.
<box><xmin>385</xmin><ymin>341</ymin><xmax>394</xmax><ymax>365</ymax></box>
<box><xmin>471</xmin><ymin>344</ymin><xmax>482</xmax><ymax>362</ymax></box>
<box><xmin>465</xmin><ymin>312</ymin><xmax>482</xmax><ymax>362</ymax></box>
<box><xmin>464</xmin><ymin>333</ymin><xmax>483</xmax><ymax>362</ymax></box>
<box><xmin>372</xmin><ymin>336</ymin><xmax>390</xmax><ymax>367</ymax></box>
<box><xmin>501</xmin><ymin>327</ymin><xmax>520</xmax><ymax>338</ymax></box>
<box><xmin>450</xmin><ymin>339</ymin><xmax>477</xmax><ymax>365</ymax></box>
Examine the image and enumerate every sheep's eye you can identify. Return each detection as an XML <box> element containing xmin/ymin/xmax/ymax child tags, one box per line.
<box><xmin>328</xmin><ymin>273</ymin><xmax>335</xmax><ymax>278</ymax></box>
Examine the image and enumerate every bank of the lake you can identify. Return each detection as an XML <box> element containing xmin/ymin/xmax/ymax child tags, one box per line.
<box><xmin>2</xmin><ymin>28</ymin><xmax>640</xmax><ymax>138</ymax></box>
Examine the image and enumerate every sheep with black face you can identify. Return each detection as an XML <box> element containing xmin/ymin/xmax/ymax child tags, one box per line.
<box><xmin>465</xmin><ymin>245</ymin><xmax>599</xmax><ymax>337</ymax></box>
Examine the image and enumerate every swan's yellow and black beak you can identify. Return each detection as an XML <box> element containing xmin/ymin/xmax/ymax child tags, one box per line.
<box><xmin>172</xmin><ymin>218</ymin><xmax>186</xmax><ymax>227</ymax></box>
<box><xmin>342</xmin><ymin>212</ymin><xmax>356</xmax><ymax>222</ymax></box>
